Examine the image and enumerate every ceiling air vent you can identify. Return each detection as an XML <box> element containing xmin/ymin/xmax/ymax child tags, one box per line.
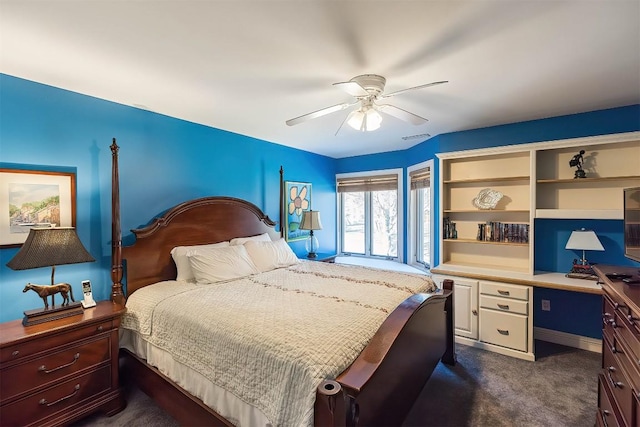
<box><xmin>402</xmin><ymin>133</ymin><xmax>430</xmax><ymax>141</ymax></box>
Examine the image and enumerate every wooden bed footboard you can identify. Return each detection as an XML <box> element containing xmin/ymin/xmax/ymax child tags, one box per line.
<box><xmin>315</xmin><ymin>280</ymin><xmax>455</xmax><ymax>426</ymax></box>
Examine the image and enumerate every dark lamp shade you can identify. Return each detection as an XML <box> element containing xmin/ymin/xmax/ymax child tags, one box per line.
<box><xmin>299</xmin><ymin>210</ymin><xmax>322</xmax><ymax>231</ymax></box>
<box><xmin>6</xmin><ymin>227</ymin><xmax>95</xmax><ymax>271</ymax></box>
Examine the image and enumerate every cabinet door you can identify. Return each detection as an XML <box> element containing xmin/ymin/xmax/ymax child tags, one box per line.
<box><xmin>454</xmin><ymin>278</ymin><xmax>479</xmax><ymax>339</ymax></box>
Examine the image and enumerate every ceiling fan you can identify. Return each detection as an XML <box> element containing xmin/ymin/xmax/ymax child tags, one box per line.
<box><xmin>285</xmin><ymin>74</ymin><xmax>448</xmax><ymax>133</ymax></box>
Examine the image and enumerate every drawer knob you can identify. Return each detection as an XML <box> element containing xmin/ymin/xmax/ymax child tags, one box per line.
<box><xmin>38</xmin><ymin>353</ymin><xmax>80</xmax><ymax>374</ymax></box>
<box><xmin>497</xmin><ymin>329</ymin><xmax>510</xmax><ymax>335</ymax></box>
<box><xmin>39</xmin><ymin>384</ymin><xmax>80</xmax><ymax>407</ymax></box>
<box><xmin>97</xmin><ymin>325</ymin><xmax>103</xmax><ymax>332</ymax></box>
<box><xmin>11</xmin><ymin>350</ymin><xmax>19</xmax><ymax>357</ymax></box>
<box><xmin>497</xmin><ymin>290</ymin><xmax>510</xmax><ymax>296</ymax></box>
<box><xmin>497</xmin><ymin>304</ymin><xmax>510</xmax><ymax>310</ymax></box>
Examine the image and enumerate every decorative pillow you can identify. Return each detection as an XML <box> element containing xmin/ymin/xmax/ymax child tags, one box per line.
<box><xmin>229</xmin><ymin>232</ymin><xmax>272</xmax><ymax>246</ymax></box>
<box><xmin>244</xmin><ymin>238</ymin><xmax>300</xmax><ymax>273</ymax></box>
<box><xmin>171</xmin><ymin>241</ymin><xmax>230</xmax><ymax>282</ymax></box>
<box><xmin>187</xmin><ymin>245</ymin><xmax>260</xmax><ymax>284</ymax></box>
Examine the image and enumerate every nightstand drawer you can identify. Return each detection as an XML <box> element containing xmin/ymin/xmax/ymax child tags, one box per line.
<box><xmin>0</xmin><ymin>364</ymin><xmax>111</xmax><ymax>427</ymax></box>
<box><xmin>479</xmin><ymin>308</ymin><xmax>528</xmax><ymax>352</ymax></box>
<box><xmin>480</xmin><ymin>281</ymin><xmax>529</xmax><ymax>301</ymax></box>
<box><xmin>0</xmin><ymin>319</ymin><xmax>113</xmax><ymax>364</ymax></box>
<box><xmin>1</xmin><ymin>336</ymin><xmax>110</xmax><ymax>402</ymax></box>
<box><xmin>480</xmin><ymin>295</ymin><xmax>528</xmax><ymax>315</ymax></box>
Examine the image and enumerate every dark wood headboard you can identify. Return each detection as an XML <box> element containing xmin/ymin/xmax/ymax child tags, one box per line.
<box><xmin>110</xmin><ymin>139</ymin><xmax>282</xmax><ymax>301</ymax></box>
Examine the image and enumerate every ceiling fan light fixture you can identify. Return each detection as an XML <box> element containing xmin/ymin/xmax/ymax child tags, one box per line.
<box><xmin>348</xmin><ymin>108</ymin><xmax>382</xmax><ymax>132</ymax></box>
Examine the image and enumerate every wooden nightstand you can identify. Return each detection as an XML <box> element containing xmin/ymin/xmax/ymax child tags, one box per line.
<box><xmin>0</xmin><ymin>301</ymin><xmax>126</xmax><ymax>426</ymax></box>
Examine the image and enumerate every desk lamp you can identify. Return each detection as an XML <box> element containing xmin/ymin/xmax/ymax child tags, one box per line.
<box><xmin>565</xmin><ymin>228</ymin><xmax>604</xmax><ymax>279</ymax></box>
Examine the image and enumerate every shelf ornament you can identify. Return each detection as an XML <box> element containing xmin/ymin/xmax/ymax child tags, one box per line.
<box><xmin>472</xmin><ymin>188</ymin><xmax>503</xmax><ymax>210</ymax></box>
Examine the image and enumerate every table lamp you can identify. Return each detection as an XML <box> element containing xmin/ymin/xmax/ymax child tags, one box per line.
<box><xmin>299</xmin><ymin>210</ymin><xmax>322</xmax><ymax>259</ymax></box>
<box><xmin>6</xmin><ymin>227</ymin><xmax>95</xmax><ymax>325</ymax></box>
<box><xmin>565</xmin><ymin>228</ymin><xmax>604</xmax><ymax>279</ymax></box>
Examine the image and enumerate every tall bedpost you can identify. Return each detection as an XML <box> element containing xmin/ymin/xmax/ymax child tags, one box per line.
<box><xmin>279</xmin><ymin>166</ymin><xmax>284</xmax><ymax>239</ymax></box>
<box><xmin>110</xmin><ymin>139</ymin><xmax>125</xmax><ymax>305</ymax></box>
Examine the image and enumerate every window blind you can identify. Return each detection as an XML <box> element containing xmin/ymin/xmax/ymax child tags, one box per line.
<box><xmin>409</xmin><ymin>167</ymin><xmax>430</xmax><ymax>190</ymax></box>
<box><xmin>337</xmin><ymin>174</ymin><xmax>398</xmax><ymax>193</ymax></box>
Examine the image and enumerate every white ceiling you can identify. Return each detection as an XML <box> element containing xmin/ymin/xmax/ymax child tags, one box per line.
<box><xmin>1</xmin><ymin>1</ymin><xmax>639</xmax><ymax>159</ymax></box>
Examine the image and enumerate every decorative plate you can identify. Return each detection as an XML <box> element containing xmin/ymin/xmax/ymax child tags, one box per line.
<box><xmin>473</xmin><ymin>188</ymin><xmax>503</xmax><ymax>210</ymax></box>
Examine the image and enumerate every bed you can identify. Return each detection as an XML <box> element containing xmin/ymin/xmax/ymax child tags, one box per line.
<box><xmin>108</xmin><ymin>139</ymin><xmax>455</xmax><ymax>426</ymax></box>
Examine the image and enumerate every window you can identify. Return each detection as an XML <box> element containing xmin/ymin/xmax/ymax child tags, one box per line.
<box><xmin>337</xmin><ymin>170</ymin><xmax>403</xmax><ymax>259</ymax></box>
<box><xmin>408</xmin><ymin>161</ymin><xmax>433</xmax><ymax>269</ymax></box>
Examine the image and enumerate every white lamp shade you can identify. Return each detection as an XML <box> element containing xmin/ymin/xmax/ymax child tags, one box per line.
<box><xmin>565</xmin><ymin>229</ymin><xmax>604</xmax><ymax>251</ymax></box>
<box><xmin>299</xmin><ymin>210</ymin><xmax>322</xmax><ymax>231</ymax></box>
<box><xmin>347</xmin><ymin>108</ymin><xmax>382</xmax><ymax>132</ymax></box>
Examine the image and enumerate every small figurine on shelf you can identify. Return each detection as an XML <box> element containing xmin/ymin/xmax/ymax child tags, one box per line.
<box><xmin>569</xmin><ymin>149</ymin><xmax>586</xmax><ymax>179</ymax></box>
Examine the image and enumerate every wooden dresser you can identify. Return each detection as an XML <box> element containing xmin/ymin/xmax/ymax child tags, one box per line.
<box><xmin>0</xmin><ymin>301</ymin><xmax>126</xmax><ymax>426</ymax></box>
<box><xmin>594</xmin><ymin>265</ymin><xmax>640</xmax><ymax>427</ymax></box>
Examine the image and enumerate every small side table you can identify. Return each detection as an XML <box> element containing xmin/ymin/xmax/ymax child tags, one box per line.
<box><xmin>304</xmin><ymin>253</ymin><xmax>337</xmax><ymax>263</ymax></box>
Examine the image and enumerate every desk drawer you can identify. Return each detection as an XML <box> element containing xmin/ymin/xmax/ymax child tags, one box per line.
<box><xmin>0</xmin><ymin>365</ymin><xmax>111</xmax><ymax>427</ymax></box>
<box><xmin>480</xmin><ymin>295</ymin><xmax>528</xmax><ymax>315</ymax></box>
<box><xmin>1</xmin><ymin>336</ymin><xmax>110</xmax><ymax>402</ymax></box>
<box><xmin>0</xmin><ymin>320</ymin><xmax>113</xmax><ymax>364</ymax></box>
<box><xmin>479</xmin><ymin>308</ymin><xmax>527</xmax><ymax>352</ymax></box>
<box><xmin>480</xmin><ymin>281</ymin><xmax>529</xmax><ymax>301</ymax></box>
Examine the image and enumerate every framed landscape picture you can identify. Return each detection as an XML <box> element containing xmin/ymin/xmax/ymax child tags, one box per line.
<box><xmin>0</xmin><ymin>168</ymin><xmax>76</xmax><ymax>248</ymax></box>
<box><xmin>284</xmin><ymin>180</ymin><xmax>311</xmax><ymax>242</ymax></box>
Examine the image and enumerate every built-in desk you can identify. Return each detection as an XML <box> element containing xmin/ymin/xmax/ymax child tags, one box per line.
<box><xmin>431</xmin><ymin>265</ymin><xmax>602</xmax><ymax>295</ymax></box>
<box><xmin>431</xmin><ymin>264</ymin><xmax>603</xmax><ymax>361</ymax></box>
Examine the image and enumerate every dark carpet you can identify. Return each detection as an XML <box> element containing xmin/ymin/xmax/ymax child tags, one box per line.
<box><xmin>75</xmin><ymin>341</ymin><xmax>599</xmax><ymax>426</ymax></box>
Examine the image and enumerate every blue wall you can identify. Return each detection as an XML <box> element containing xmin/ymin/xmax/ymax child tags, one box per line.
<box><xmin>1</xmin><ymin>73</ymin><xmax>639</xmax><ymax>340</ymax></box>
<box><xmin>0</xmin><ymin>74</ymin><xmax>337</xmax><ymax>322</ymax></box>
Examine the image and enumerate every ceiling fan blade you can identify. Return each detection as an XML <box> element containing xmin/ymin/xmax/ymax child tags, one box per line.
<box><xmin>286</xmin><ymin>102</ymin><xmax>356</xmax><ymax>126</ymax></box>
<box><xmin>377</xmin><ymin>104</ymin><xmax>428</xmax><ymax>125</ymax></box>
<box><xmin>382</xmin><ymin>80</ymin><xmax>448</xmax><ymax>98</ymax></box>
<box><xmin>333</xmin><ymin>81</ymin><xmax>369</xmax><ymax>97</ymax></box>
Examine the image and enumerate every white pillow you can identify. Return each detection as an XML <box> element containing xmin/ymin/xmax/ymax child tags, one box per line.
<box><xmin>171</xmin><ymin>241</ymin><xmax>230</xmax><ymax>282</ymax></box>
<box><xmin>187</xmin><ymin>245</ymin><xmax>260</xmax><ymax>284</ymax></box>
<box><xmin>229</xmin><ymin>232</ymin><xmax>272</xmax><ymax>246</ymax></box>
<box><xmin>244</xmin><ymin>238</ymin><xmax>300</xmax><ymax>273</ymax></box>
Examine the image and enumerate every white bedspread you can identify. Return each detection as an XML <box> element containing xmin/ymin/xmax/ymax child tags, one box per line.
<box><xmin>121</xmin><ymin>261</ymin><xmax>437</xmax><ymax>427</ymax></box>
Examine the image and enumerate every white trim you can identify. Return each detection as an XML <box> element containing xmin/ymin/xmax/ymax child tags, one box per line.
<box><xmin>455</xmin><ymin>336</ymin><xmax>536</xmax><ymax>361</ymax></box>
<box><xmin>335</xmin><ymin>168</ymin><xmax>404</xmax><ymax>261</ymax></box>
<box><xmin>406</xmin><ymin>159</ymin><xmax>434</xmax><ymax>268</ymax></box>
<box><xmin>534</xmin><ymin>327</ymin><xmax>602</xmax><ymax>353</ymax></box>
<box><xmin>436</xmin><ymin>131</ymin><xmax>640</xmax><ymax>159</ymax></box>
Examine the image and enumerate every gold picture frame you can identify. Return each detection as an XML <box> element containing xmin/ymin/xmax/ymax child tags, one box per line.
<box><xmin>0</xmin><ymin>168</ymin><xmax>76</xmax><ymax>248</ymax></box>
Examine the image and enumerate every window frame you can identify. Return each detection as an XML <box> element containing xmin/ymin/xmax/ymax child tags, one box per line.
<box><xmin>406</xmin><ymin>159</ymin><xmax>434</xmax><ymax>272</ymax></box>
<box><xmin>336</xmin><ymin>168</ymin><xmax>404</xmax><ymax>261</ymax></box>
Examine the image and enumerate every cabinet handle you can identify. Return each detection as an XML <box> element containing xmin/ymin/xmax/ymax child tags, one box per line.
<box><xmin>497</xmin><ymin>304</ymin><xmax>510</xmax><ymax>310</ymax></box>
<box><xmin>38</xmin><ymin>353</ymin><xmax>80</xmax><ymax>374</ymax></box>
<box><xmin>39</xmin><ymin>384</ymin><xmax>80</xmax><ymax>407</ymax></box>
<box><xmin>607</xmin><ymin>371</ymin><xmax>623</xmax><ymax>389</ymax></box>
<box><xmin>11</xmin><ymin>350</ymin><xmax>19</xmax><ymax>357</ymax></box>
<box><xmin>97</xmin><ymin>325</ymin><xmax>104</xmax><ymax>332</ymax></box>
<box><xmin>497</xmin><ymin>329</ymin><xmax>509</xmax><ymax>335</ymax></box>
<box><xmin>472</xmin><ymin>310</ymin><xmax>478</xmax><ymax>316</ymax></box>
<box><xmin>601</xmin><ymin>409</ymin><xmax>610</xmax><ymax>427</ymax></box>
<box><xmin>497</xmin><ymin>290</ymin><xmax>510</xmax><ymax>296</ymax></box>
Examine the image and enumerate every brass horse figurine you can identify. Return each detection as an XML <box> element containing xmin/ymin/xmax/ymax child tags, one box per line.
<box><xmin>23</xmin><ymin>283</ymin><xmax>75</xmax><ymax>309</ymax></box>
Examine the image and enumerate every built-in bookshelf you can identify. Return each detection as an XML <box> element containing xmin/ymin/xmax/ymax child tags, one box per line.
<box><xmin>433</xmin><ymin>131</ymin><xmax>640</xmax><ymax>361</ymax></box>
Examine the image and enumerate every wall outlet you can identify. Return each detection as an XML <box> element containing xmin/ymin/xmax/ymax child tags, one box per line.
<box><xmin>541</xmin><ymin>299</ymin><xmax>551</xmax><ymax>311</ymax></box>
